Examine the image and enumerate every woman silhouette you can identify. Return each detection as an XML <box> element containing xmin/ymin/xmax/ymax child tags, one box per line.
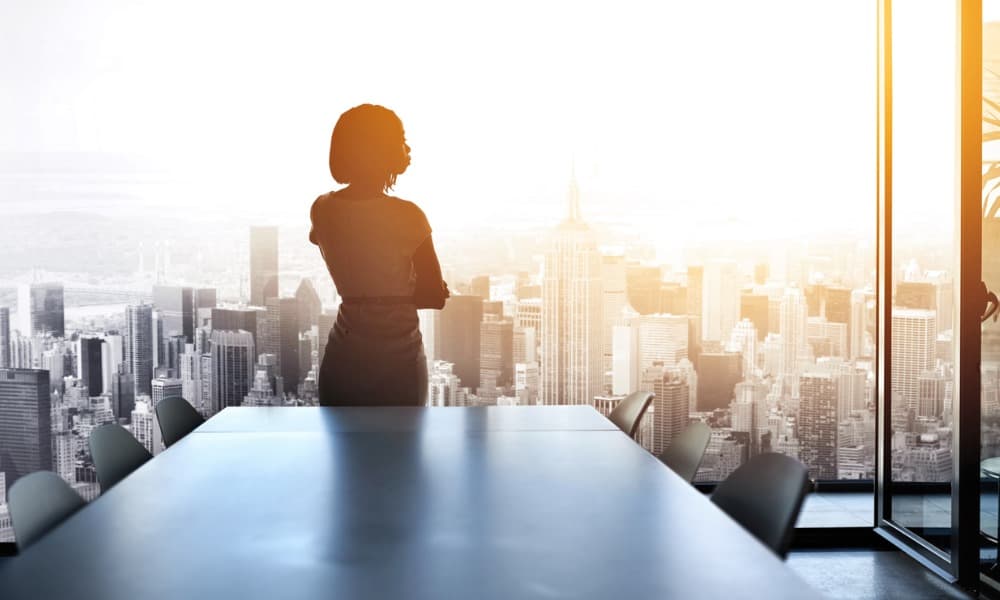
<box><xmin>310</xmin><ymin>104</ymin><xmax>449</xmax><ymax>406</ymax></box>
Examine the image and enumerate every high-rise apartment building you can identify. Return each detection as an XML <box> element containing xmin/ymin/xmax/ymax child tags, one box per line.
<box><xmin>540</xmin><ymin>176</ymin><xmax>603</xmax><ymax>406</ymax></box>
<box><xmin>125</xmin><ymin>304</ymin><xmax>155</xmax><ymax>396</ymax></box>
<box><xmin>0</xmin><ymin>368</ymin><xmax>52</xmax><ymax>494</ymax></box>
<box><xmin>17</xmin><ymin>283</ymin><xmax>65</xmax><ymax>338</ymax></box>
<box><xmin>250</xmin><ymin>226</ymin><xmax>279</xmax><ymax>306</ymax></box>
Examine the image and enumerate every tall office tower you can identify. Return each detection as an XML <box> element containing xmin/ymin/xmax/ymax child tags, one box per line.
<box><xmin>418</xmin><ymin>308</ymin><xmax>441</xmax><ymax>363</ymax></box>
<box><xmin>17</xmin><ymin>283</ymin><xmax>65</xmax><ymax>338</ymax></box>
<box><xmin>515</xmin><ymin>298</ymin><xmax>542</xmax><ymax>330</ymax></box>
<box><xmin>298</xmin><ymin>333</ymin><xmax>313</xmax><ymax>384</ymax></box>
<box><xmin>727</xmin><ymin>319</ymin><xmax>758</xmax><ymax>379</ymax></box>
<box><xmin>541</xmin><ymin>176</ymin><xmax>603</xmax><ymax>406</ymax></box>
<box><xmin>644</xmin><ymin>364</ymin><xmax>690</xmax><ymax>456</ymax></box>
<box><xmin>513</xmin><ymin>327</ymin><xmax>537</xmax><ymax>364</ymax></box>
<box><xmin>210</xmin><ymin>330</ymin><xmax>255</xmax><ymax>413</ymax></box>
<box><xmin>753</xmin><ymin>262</ymin><xmax>769</xmax><ymax>285</ymax></box>
<box><xmin>211</xmin><ymin>307</ymin><xmax>263</xmax><ymax>348</ymax></box>
<box><xmin>478</xmin><ymin>315</ymin><xmax>513</xmax><ymax>400</ymax></box>
<box><xmin>779</xmin><ymin>288</ymin><xmax>808</xmax><ymax>376</ymax></box>
<box><xmin>250</xmin><ymin>226</ymin><xmax>279</xmax><ymax>306</ymax></box>
<box><xmin>110</xmin><ymin>368</ymin><xmax>135</xmax><ymax>422</ymax></box>
<box><xmin>52</xmin><ymin>429</ymin><xmax>75</xmax><ymax>483</ymax></box>
<box><xmin>77</xmin><ymin>337</ymin><xmax>105</xmax><ymax>396</ymax></box>
<box><xmin>895</xmin><ymin>281</ymin><xmax>936</xmax><ymax>310</ymax></box>
<box><xmin>125</xmin><ymin>304</ymin><xmax>155</xmax><ymax>396</ymax></box>
<box><xmin>263</xmin><ymin>297</ymin><xmax>300</xmax><ymax>394</ymax></box>
<box><xmin>101</xmin><ymin>334</ymin><xmax>124</xmax><ymax>392</ymax></box>
<box><xmin>799</xmin><ymin>372</ymin><xmax>838</xmax><ymax>480</ymax></box>
<box><xmin>625</xmin><ymin>264</ymin><xmax>662</xmax><ymax>315</ymax></box>
<box><xmin>850</xmin><ymin>289</ymin><xmax>871</xmax><ymax>359</ymax></box>
<box><xmin>153</xmin><ymin>285</ymin><xmax>195</xmax><ymax>343</ymax></box>
<box><xmin>620</xmin><ymin>314</ymin><xmax>689</xmax><ymax>395</ymax></box>
<box><xmin>602</xmin><ymin>253</ymin><xmax>628</xmax><ymax>391</ymax></box>
<box><xmin>130</xmin><ymin>399</ymin><xmax>157</xmax><ymax>456</ymax></box>
<box><xmin>483</xmin><ymin>301</ymin><xmax>504</xmax><ymax>318</ymax></box>
<box><xmin>158</xmin><ymin>334</ymin><xmax>186</xmax><ymax>377</ymax></box>
<box><xmin>317</xmin><ymin>312</ymin><xmax>336</xmax><ymax>369</ymax></box>
<box><xmin>514</xmin><ymin>362</ymin><xmax>539</xmax><ymax>405</ymax></box>
<box><xmin>804</xmin><ymin>284</ymin><xmax>825</xmax><ymax>318</ymax></box>
<box><xmin>151</xmin><ymin>377</ymin><xmax>184</xmax><ymax>408</ymax></box>
<box><xmin>739</xmin><ymin>293</ymin><xmax>769</xmax><ymax>341</ymax></box>
<box><xmin>825</xmin><ymin>287</ymin><xmax>851</xmax><ymax>325</ymax></box>
<box><xmin>194</xmin><ymin>288</ymin><xmax>217</xmax><ymax>311</ymax></box>
<box><xmin>891</xmin><ymin>308</ymin><xmax>937</xmax><ymax>415</ymax></box>
<box><xmin>429</xmin><ymin>361</ymin><xmax>463</xmax><ymax>407</ymax></box>
<box><xmin>835</xmin><ymin>363</ymin><xmax>868</xmax><ymax>422</ymax></box>
<box><xmin>917</xmin><ymin>369</ymin><xmax>947</xmax><ymax>419</ymax></box>
<box><xmin>806</xmin><ymin>318</ymin><xmax>848</xmax><ymax>359</ymax></box>
<box><xmin>0</xmin><ymin>369</ymin><xmax>52</xmax><ymax>493</ymax></box>
<box><xmin>470</xmin><ymin>276</ymin><xmax>491</xmax><ymax>300</ymax></box>
<box><xmin>295</xmin><ymin>278</ymin><xmax>322</xmax><ymax>332</ymax></box>
<box><xmin>0</xmin><ymin>307</ymin><xmax>9</xmax><ymax>368</ymax></box>
<box><xmin>179</xmin><ymin>346</ymin><xmax>201</xmax><ymax>410</ymax></box>
<box><xmin>733</xmin><ymin>380</ymin><xmax>770</xmax><ymax>456</ymax></box>
<box><xmin>696</xmin><ymin>351</ymin><xmax>742</xmax><ymax>411</ymax></box>
<box><xmin>243</xmin><ymin>354</ymin><xmax>282</xmax><ymax>407</ymax></box>
<box><xmin>199</xmin><ymin>354</ymin><xmax>214</xmax><ymax>416</ymax></box>
<box><xmin>440</xmin><ymin>295</ymin><xmax>484</xmax><ymax>389</ymax></box>
<box><xmin>659</xmin><ymin>282</ymin><xmax>687</xmax><ymax>315</ymax></box>
<box><xmin>686</xmin><ymin>265</ymin><xmax>703</xmax><ymax>318</ymax></box>
<box><xmin>701</xmin><ymin>260</ymin><xmax>739</xmax><ymax>345</ymax></box>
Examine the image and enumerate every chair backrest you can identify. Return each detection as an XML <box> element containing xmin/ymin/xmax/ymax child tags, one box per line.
<box><xmin>710</xmin><ymin>453</ymin><xmax>811</xmax><ymax>559</ymax></box>
<box><xmin>657</xmin><ymin>421</ymin><xmax>711</xmax><ymax>483</ymax></box>
<box><xmin>155</xmin><ymin>396</ymin><xmax>205</xmax><ymax>448</ymax></box>
<box><xmin>89</xmin><ymin>423</ymin><xmax>153</xmax><ymax>492</ymax></box>
<box><xmin>608</xmin><ymin>391</ymin><xmax>654</xmax><ymax>438</ymax></box>
<box><xmin>8</xmin><ymin>471</ymin><xmax>86</xmax><ymax>550</ymax></box>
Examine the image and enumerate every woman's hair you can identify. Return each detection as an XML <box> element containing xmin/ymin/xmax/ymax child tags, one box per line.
<box><xmin>329</xmin><ymin>104</ymin><xmax>410</xmax><ymax>190</ymax></box>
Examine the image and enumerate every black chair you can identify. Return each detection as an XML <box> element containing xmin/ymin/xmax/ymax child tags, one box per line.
<box><xmin>155</xmin><ymin>396</ymin><xmax>205</xmax><ymax>448</ymax></box>
<box><xmin>89</xmin><ymin>423</ymin><xmax>153</xmax><ymax>492</ymax></box>
<box><xmin>657</xmin><ymin>421</ymin><xmax>711</xmax><ymax>483</ymax></box>
<box><xmin>608</xmin><ymin>391</ymin><xmax>654</xmax><ymax>439</ymax></box>
<box><xmin>8</xmin><ymin>471</ymin><xmax>86</xmax><ymax>550</ymax></box>
<box><xmin>710</xmin><ymin>453</ymin><xmax>811</xmax><ymax>559</ymax></box>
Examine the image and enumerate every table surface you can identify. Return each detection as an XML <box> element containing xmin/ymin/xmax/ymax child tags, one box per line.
<box><xmin>0</xmin><ymin>406</ymin><xmax>822</xmax><ymax>599</ymax></box>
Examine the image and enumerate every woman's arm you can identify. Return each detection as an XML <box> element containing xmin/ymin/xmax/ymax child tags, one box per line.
<box><xmin>412</xmin><ymin>235</ymin><xmax>449</xmax><ymax>310</ymax></box>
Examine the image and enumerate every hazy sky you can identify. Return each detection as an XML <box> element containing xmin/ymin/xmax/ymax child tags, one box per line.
<box><xmin>2</xmin><ymin>1</ymin><xmax>880</xmax><ymax>246</ymax></box>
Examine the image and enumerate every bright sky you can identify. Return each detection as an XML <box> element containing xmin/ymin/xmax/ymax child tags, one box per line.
<box><xmin>2</xmin><ymin>1</ymin><xmax>877</xmax><ymax>245</ymax></box>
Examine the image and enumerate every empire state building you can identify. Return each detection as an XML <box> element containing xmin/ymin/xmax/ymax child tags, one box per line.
<box><xmin>540</xmin><ymin>173</ymin><xmax>604</xmax><ymax>406</ymax></box>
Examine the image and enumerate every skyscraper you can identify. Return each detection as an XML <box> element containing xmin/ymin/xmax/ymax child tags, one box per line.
<box><xmin>153</xmin><ymin>285</ymin><xmax>195</xmax><ymax>343</ymax></box>
<box><xmin>212</xmin><ymin>307</ymin><xmax>264</xmax><ymax>348</ymax></box>
<box><xmin>17</xmin><ymin>283</ymin><xmax>65</xmax><ymax>338</ymax></box>
<box><xmin>799</xmin><ymin>372</ymin><xmax>838</xmax><ymax>480</ymax></box>
<box><xmin>601</xmin><ymin>253</ymin><xmax>628</xmax><ymax>391</ymax></box>
<box><xmin>78</xmin><ymin>337</ymin><xmax>105</xmax><ymax>396</ymax></box>
<box><xmin>295</xmin><ymin>278</ymin><xmax>322</xmax><ymax>332</ymax></box>
<box><xmin>891</xmin><ymin>309</ymin><xmax>937</xmax><ymax>415</ymax></box>
<box><xmin>478</xmin><ymin>315</ymin><xmax>513</xmax><ymax>401</ymax></box>
<box><xmin>701</xmin><ymin>260</ymin><xmax>739</xmax><ymax>345</ymax></box>
<box><xmin>541</xmin><ymin>175</ymin><xmax>603</xmax><ymax>406</ymax></box>
<box><xmin>263</xmin><ymin>297</ymin><xmax>300</xmax><ymax>394</ymax></box>
<box><xmin>779</xmin><ymin>288</ymin><xmax>808</xmax><ymax>376</ymax></box>
<box><xmin>739</xmin><ymin>293</ymin><xmax>769</xmax><ymax>340</ymax></box>
<box><xmin>440</xmin><ymin>295</ymin><xmax>484</xmax><ymax>390</ymax></box>
<box><xmin>0</xmin><ymin>368</ymin><xmax>52</xmax><ymax>494</ymax></box>
<box><xmin>210</xmin><ymin>330</ymin><xmax>255</xmax><ymax>413</ymax></box>
<box><xmin>250</xmin><ymin>226</ymin><xmax>279</xmax><ymax>306</ymax></box>
<box><xmin>696</xmin><ymin>351</ymin><xmax>742</xmax><ymax>411</ymax></box>
<box><xmin>151</xmin><ymin>377</ymin><xmax>184</xmax><ymax>407</ymax></box>
<box><xmin>0</xmin><ymin>307</ymin><xmax>9</xmax><ymax>368</ymax></box>
<box><xmin>645</xmin><ymin>364</ymin><xmax>690</xmax><ymax>456</ymax></box>
<box><xmin>125</xmin><ymin>304</ymin><xmax>155</xmax><ymax>396</ymax></box>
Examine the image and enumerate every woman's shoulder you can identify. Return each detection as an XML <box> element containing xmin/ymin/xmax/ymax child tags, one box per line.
<box><xmin>384</xmin><ymin>194</ymin><xmax>427</xmax><ymax>218</ymax></box>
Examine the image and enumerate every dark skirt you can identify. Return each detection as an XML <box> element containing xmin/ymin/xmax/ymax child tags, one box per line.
<box><xmin>318</xmin><ymin>306</ymin><xmax>428</xmax><ymax>407</ymax></box>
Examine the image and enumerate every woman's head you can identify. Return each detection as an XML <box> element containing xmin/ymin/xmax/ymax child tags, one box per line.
<box><xmin>329</xmin><ymin>104</ymin><xmax>411</xmax><ymax>191</ymax></box>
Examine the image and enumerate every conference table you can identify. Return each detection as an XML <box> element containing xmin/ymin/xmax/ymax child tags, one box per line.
<box><xmin>0</xmin><ymin>406</ymin><xmax>822</xmax><ymax>599</ymax></box>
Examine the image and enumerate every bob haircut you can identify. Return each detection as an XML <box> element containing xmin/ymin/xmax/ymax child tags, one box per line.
<box><xmin>329</xmin><ymin>104</ymin><xmax>409</xmax><ymax>191</ymax></box>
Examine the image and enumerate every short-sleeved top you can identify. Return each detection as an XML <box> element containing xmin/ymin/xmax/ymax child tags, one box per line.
<box><xmin>310</xmin><ymin>193</ymin><xmax>432</xmax><ymax>299</ymax></box>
